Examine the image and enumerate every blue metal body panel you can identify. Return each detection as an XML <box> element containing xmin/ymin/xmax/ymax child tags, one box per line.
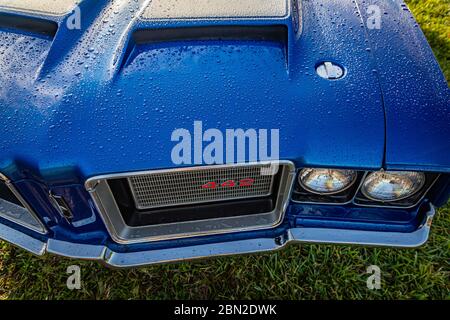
<box><xmin>357</xmin><ymin>0</ymin><xmax>450</xmax><ymax>172</ymax></box>
<box><xmin>0</xmin><ymin>0</ymin><xmax>387</xmax><ymax>181</ymax></box>
<box><xmin>0</xmin><ymin>0</ymin><xmax>448</xmax><ymax>265</ymax></box>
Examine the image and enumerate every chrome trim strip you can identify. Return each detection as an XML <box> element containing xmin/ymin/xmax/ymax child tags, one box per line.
<box><xmin>107</xmin><ymin>207</ymin><xmax>435</xmax><ymax>266</ymax></box>
<box><xmin>86</xmin><ymin>161</ymin><xmax>296</xmax><ymax>244</ymax></box>
<box><xmin>46</xmin><ymin>239</ymin><xmax>107</xmax><ymax>261</ymax></box>
<box><xmin>0</xmin><ymin>203</ymin><xmax>436</xmax><ymax>268</ymax></box>
<box><xmin>0</xmin><ymin>173</ymin><xmax>47</xmax><ymax>234</ymax></box>
<box><xmin>289</xmin><ymin>206</ymin><xmax>435</xmax><ymax>248</ymax></box>
<box><xmin>0</xmin><ymin>221</ymin><xmax>46</xmax><ymax>256</ymax></box>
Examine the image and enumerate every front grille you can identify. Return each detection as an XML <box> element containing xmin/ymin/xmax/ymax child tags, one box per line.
<box><xmin>128</xmin><ymin>164</ymin><xmax>275</xmax><ymax>209</ymax></box>
<box><xmin>86</xmin><ymin>161</ymin><xmax>296</xmax><ymax>243</ymax></box>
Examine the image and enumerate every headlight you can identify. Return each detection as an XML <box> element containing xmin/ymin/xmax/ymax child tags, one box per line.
<box><xmin>361</xmin><ymin>171</ymin><xmax>425</xmax><ymax>202</ymax></box>
<box><xmin>298</xmin><ymin>168</ymin><xmax>357</xmax><ymax>195</ymax></box>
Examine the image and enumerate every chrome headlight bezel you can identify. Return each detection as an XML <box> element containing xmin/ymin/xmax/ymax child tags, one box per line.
<box><xmin>298</xmin><ymin>168</ymin><xmax>358</xmax><ymax>195</ymax></box>
<box><xmin>354</xmin><ymin>171</ymin><xmax>440</xmax><ymax>208</ymax></box>
<box><xmin>360</xmin><ymin>171</ymin><xmax>426</xmax><ymax>203</ymax></box>
<box><xmin>292</xmin><ymin>168</ymin><xmax>365</xmax><ymax>205</ymax></box>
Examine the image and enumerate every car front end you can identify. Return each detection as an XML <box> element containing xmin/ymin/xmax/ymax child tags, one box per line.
<box><xmin>0</xmin><ymin>0</ymin><xmax>449</xmax><ymax>267</ymax></box>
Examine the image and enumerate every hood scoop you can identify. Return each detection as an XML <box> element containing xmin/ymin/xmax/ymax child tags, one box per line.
<box><xmin>133</xmin><ymin>25</ymin><xmax>288</xmax><ymax>46</ymax></box>
<box><xmin>0</xmin><ymin>12</ymin><xmax>57</xmax><ymax>37</ymax></box>
<box><xmin>124</xmin><ymin>0</ymin><xmax>299</xmax><ymax>72</ymax></box>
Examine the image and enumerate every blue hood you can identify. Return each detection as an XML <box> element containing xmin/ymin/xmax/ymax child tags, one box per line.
<box><xmin>1</xmin><ymin>0</ymin><xmax>445</xmax><ymax>183</ymax></box>
<box><xmin>359</xmin><ymin>0</ymin><xmax>450</xmax><ymax>173</ymax></box>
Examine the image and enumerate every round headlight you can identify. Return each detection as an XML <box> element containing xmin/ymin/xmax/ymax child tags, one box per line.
<box><xmin>361</xmin><ymin>171</ymin><xmax>425</xmax><ymax>202</ymax></box>
<box><xmin>298</xmin><ymin>168</ymin><xmax>357</xmax><ymax>195</ymax></box>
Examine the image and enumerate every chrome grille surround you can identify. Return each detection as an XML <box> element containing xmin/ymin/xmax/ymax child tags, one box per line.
<box><xmin>128</xmin><ymin>163</ymin><xmax>275</xmax><ymax>209</ymax></box>
<box><xmin>85</xmin><ymin>161</ymin><xmax>296</xmax><ymax>244</ymax></box>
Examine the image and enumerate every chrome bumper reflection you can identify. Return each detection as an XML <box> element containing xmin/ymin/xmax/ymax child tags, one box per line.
<box><xmin>0</xmin><ymin>204</ymin><xmax>436</xmax><ymax>268</ymax></box>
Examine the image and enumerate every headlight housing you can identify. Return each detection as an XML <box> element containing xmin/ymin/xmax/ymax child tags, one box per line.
<box><xmin>298</xmin><ymin>168</ymin><xmax>357</xmax><ymax>195</ymax></box>
<box><xmin>361</xmin><ymin>171</ymin><xmax>426</xmax><ymax>202</ymax></box>
<box><xmin>293</xmin><ymin>167</ymin><xmax>439</xmax><ymax>208</ymax></box>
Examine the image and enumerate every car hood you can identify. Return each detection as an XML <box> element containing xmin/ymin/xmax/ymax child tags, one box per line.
<box><xmin>0</xmin><ymin>0</ymin><xmax>386</xmax><ymax>182</ymax></box>
<box><xmin>359</xmin><ymin>0</ymin><xmax>450</xmax><ymax>173</ymax></box>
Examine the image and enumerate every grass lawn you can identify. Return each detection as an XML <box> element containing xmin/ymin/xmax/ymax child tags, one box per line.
<box><xmin>0</xmin><ymin>0</ymin><xmax>449</xmax><ymax>299</ymax></box>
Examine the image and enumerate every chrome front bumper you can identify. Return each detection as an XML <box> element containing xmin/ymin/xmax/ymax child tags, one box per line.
<box><xmin>0</xmin><ymin>204</ymin><xmax>435</xmax><ymax>268</ymax></box>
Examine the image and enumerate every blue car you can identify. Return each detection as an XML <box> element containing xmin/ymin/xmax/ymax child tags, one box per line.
<box><xmin>0</xmin><ymin>0</ymin><xmax>448</xmax><ymax>267</ymax></box>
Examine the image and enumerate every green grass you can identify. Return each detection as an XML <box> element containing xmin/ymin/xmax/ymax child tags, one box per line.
<box><xmin>0</xmin><ymin>204</ymin><xmax>449</xmax><ymax>299</ymax></box>
<box><xmin>1</xmin><ymin>0</ymin><xmax>449</xmax><ymax>300</ymax></box>
<box><xmin>407</xmin><ymin>0</ymin><xmax>450</xmax><ymax>81</ymax></box>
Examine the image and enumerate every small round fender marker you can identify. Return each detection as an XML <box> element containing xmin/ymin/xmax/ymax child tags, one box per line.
<box><xmin>316</xmin><ymin>61</ymin><xmax>345</xmax><ymax>80</ymax></box>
